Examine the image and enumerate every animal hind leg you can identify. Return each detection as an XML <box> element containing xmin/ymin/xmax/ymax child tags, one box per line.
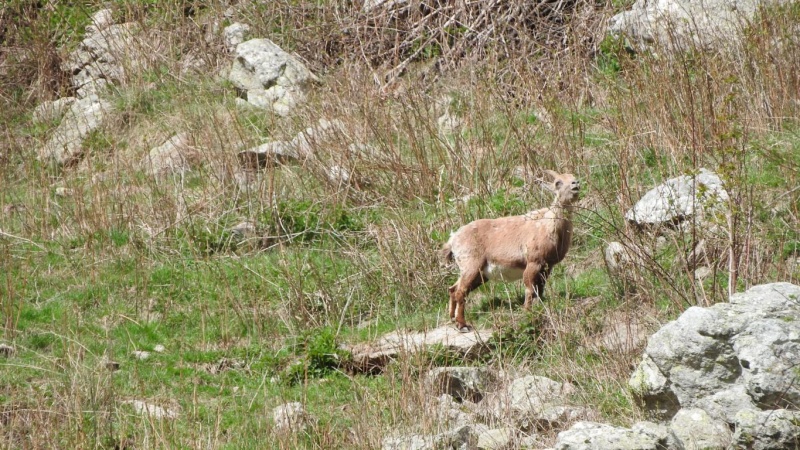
<box><xmin>453</xmin><ymin>270</ymin><xmax>484</xmax><ymax>333</ymax></box>
<box><xmin>448</xmin><ymin>284</ymin><xmax>457</xmax><ymax>321</ymax></box>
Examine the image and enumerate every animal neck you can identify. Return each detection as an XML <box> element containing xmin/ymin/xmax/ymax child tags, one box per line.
<box><xmin>549</xmin><ymin>199</ymin><xmax>574</xmax><ymax>220</ymax></box>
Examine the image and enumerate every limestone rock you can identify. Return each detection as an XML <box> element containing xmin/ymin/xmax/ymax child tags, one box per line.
<box><xmin>63</xmin><ymin>22</ymin><xmax>143</xmax><ymax>97</ymax></box>
<box><xmin>427</xmin><ymin>367</ymin><xmax>498</xmax><ymax>403</ymax></box>
<box><xmin>123</xmin><ymin>400</ymin><xmax>178</xmax><ymax>419</ymax></box>
<box><xmin>132</xmin><ymin>350</ymin><xmax>150</xmax><ymax>360</ymax></box>
<box><xmin>32</xmin><ymin>97</ymin><xmax>77</xmax><ymax>124</ymax></box>
<box><xmin>36</xmin><ymin>94</ymin><xmax>112</xmax><ymax>165</ymax></box>
<box><xmin>0</xmin><ymin>343</ymin><xmax>16</xmax><ymax>358</ymax></box>
<box><xmin>382</xmin><ymin>425</ymin><xmax>477</xmax><ymax>450</ymax></box>
<box><xmin>145</xmin><ymin>133</ymin><xmax>193</xmax><ymax>176</ymax></box>
<box><xmin>625</xmin><ymin>168</ymin><xmax>728</xmax><ymax>227</ymax></box>
<box><xmin>345</xmin><ymin>325</ymin><xmax>494</xmax><ymax>374</ymax></box>
<box><xmin>669</xmin><ymin>408</ymin><xmax>731</xmax><ymax>449</ymax></box>
<box><xmin>497</xmin><ymin>375</ymin><xmax>585</xmax><ymax>430</ymax></box>
<box><xmin>553</xmin><ymin>422</ymin><xmax>660</xmax><ymax>450</ymax></box>
<box><xmin>223</xmin><ymin>22</ymin><xmax>250</xmax><ymax>52</ymax></box>
<box><xmin>630</xmin><ymin>282</ymin><xmax>800</xmax><ymax>421</ymax></box>
<box><xmin>227</xmin><ymin>38</ymin><xmax>319</xmax><ymax>116</ymax></box>
<box><xmin>733</xmin><ymin>408</ymin><xmax>800</xmax><ymax>450</ymax></box>
<box><xmin>476</xmin><ymin>426</ymin><xmax>513</xmax><ymax>450</ymax></box>
<box><xmin>273</xmin><ymin>402</ymin><xmax>311</xmax><ymax>433</ymax></box>
<box><xmin>608</xmin><ymin>0</ymin><xmax>785</xmax><ymax>50</ymax></box>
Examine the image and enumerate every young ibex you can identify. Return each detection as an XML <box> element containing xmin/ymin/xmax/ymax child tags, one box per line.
<box><xmin>441</xmin><ymin>170</ymin><xmax>581</xmax><ymax>332</ymax></box>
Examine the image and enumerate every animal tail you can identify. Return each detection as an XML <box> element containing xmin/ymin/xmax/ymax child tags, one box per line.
<box><xmin>439</xmin><ymin>242</ymin><xmax>454</xmax><ymax>265</ymax></box>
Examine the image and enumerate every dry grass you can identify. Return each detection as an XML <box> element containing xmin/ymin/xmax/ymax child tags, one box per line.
<box><xmin>1</xmin><ymin>0</ymin><xmax>799</xmax><ymax>448</ymax></box>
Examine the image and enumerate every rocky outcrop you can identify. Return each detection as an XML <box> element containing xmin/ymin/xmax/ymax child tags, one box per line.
<box><xmin>382</xmin><ymin>425</ymin><xmax>477</xmax><ymax>450</ymax></box>
<box><xmin>227</xmin><ymin>38</ymin><xmax>319</xmax><ymax>116</ymax></box>
<box><xmin>625</xmin><ymin>168</ymin><xmax>728</xmax><ymax>227</ymax></box>
<box><xmin>62</xmin><ymin>9</ymin><xmax>146</xmax><ymax>98</ymax></box>
<box><xmin>346</xmin><ymin>325</ymin><xmax>494</xmax><ymax>374</ymax></box>
<box><xmin>553</xmin><ymin>421</ymin><xmax>665</xmax><ymax>450</ymax></box>
<box><xmin>237</xmin><ymin>118</ymin><xmax>345</xmax><ymax>169</ymax></box>
<box><xmin>427</xmin><ymin>367</ymin><xmax>498</xmax><ymax>403</ymax></box>
<box><xmin>36</xmin><ymin>94</ymin><xmax>112</xmax><ymax>165</ymax></box>
<box><xmin>608</xmin><ymin>0</ymin><xmax>785</xmax><ymax>50</ymax></box>
<box><xmin>273</xmin><ymin>402</ymin><xmax>313</xmax><ymax>434</ymax></box>
<box><xmin>32</xmin><ymin>97</ymin><xmax>77</xmax><ymax>124</ymax></box>
<box><xmin>629</xmin><ymin>282</ymin><xmax>800</xmax><ymax>447</ymax></box>
<box><xmin>145</xmin><ymin>133</ymin><xmax>195</xmax><ymax>176</ymax></box>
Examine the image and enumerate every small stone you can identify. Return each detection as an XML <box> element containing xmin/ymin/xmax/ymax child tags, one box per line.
<box><xmin>153</xmin><ymin>345</ymin><xmax>165</xmax><ymax>353</ymax></box>
<box><xmin>54</xmin><ymin>187</ymin><xmax>73</xmax><ymax>197</ymax></box>
<box><xmin>0</xmin><ymin>344</ymin><xmax>16</xmax><ymax>357</ymax></box>
<box><xmin>132</xmin><ymin>350</ymin><xmax>150</xmax><ymax>360</ymax></box>
<box><xmin>273</xmin><ymin>402</ymin><xmax>311</xmax><ymax>433</ymax></box>
<box><xmin>123</xmin><ymin>400</ymin><xmax>179</xmax><ymax>419</ymax></box>
<box><xmin>477</xmin><ymin>427</ymin><xmax>513</xmax><ymax>450</ymax></box>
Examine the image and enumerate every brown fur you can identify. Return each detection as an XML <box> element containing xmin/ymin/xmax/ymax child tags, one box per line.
<box><xmin>443</xmin><ymin>170</ymin><xmax>580</xmax><ymax>331</ymax></box>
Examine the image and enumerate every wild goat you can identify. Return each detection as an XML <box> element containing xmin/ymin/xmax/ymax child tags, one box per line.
<box><xmin>440</xmin><ymin>170</ymin><xmax>581</xmax><ymax>332</ymax></box>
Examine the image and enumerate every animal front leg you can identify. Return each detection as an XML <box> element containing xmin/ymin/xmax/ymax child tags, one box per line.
<box><xmin>523</xmin><ymin>262</ymin><xmax>543</xmax><ymax>310</ymax></box>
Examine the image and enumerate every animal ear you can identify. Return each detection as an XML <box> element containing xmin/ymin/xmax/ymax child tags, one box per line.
<box><xmin>543</xmin><ymin>169</ymin><xmax>559</xmax><ymax>179</ymax></box>
<box><xmin>554</xmin><ymin>180</ymin><xmax>563</xmax><ymax>189</ymax></box>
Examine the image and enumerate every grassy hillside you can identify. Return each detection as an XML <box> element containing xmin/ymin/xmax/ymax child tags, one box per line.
<box><xmin>1</xmin><ymin>0</ymin><xmax>799</xmax><ymax>448</ymax></box>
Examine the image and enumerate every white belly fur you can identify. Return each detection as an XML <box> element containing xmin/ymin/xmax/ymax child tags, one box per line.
<box><xmin>483</xmin><ymin>263</ymin><xmax>524</xmax><ymax>281</ymax></box>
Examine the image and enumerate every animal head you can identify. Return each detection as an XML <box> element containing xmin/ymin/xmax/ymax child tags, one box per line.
<box><xmin>543</xmin><ymin>170</ymin><xmax>581</xmax><ymax>205</ymax></box>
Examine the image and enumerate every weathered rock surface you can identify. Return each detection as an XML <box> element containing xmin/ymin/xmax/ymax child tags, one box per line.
<box><xmin>36</xmin><ymin>94</ymin><xmax>112</xmax><ymax>165</ymax></box>
<box><xmin>608</xmin><ymin>0</ymin><xmax>784</xmax><ymax>50</ymax></box>
<box><xmin>475</xmin><ymin>426</ymin><xmax>513</xmax><ymax>450</ymax></box>
<box><xmin>625</xmin><ymin>168</ymin><xmax>728</xmax><ymax>227</ymax></box>
<box><xmin>228</xmin><ymin>38</ymin><xmax>318</xmax><ymax>116</ymax></box>
<box><xmin>0</xmin><ymin>343</ymin><xmax>15</xmax><ymax>358</ymax></box>
<box><xmin>345</xmin><ymin>325</ymin><xmax>494</xmax><ymax>374</ymax></box>
<box><xmin>382</xmin><ymin>425</ymin><xmax>477</xmax><ymax>450</ymax></box>
<box><xmin>553</xmin><ymin>422</ymin><xmax>661</xmax><ymax>450</ymax></box>
<box><xmin>482</xmin><ymin>375</ymin><xmax>586</xmax><ymax>431</ymax></box>
<box><xmin>32</xmin><ymin>97</ymin><xmax>77</xmax><ymax>124</ymax></box>
<box><xmin>236</xmin><ymin>118</ymin><xmax>345</xmax><ymax>169</ymax></box>
<box><xmin>123</xmin><ymin>400</ymin><xmax>179</xmax><ymax>419</ymax></box>
<box><xmin>670</xmin><ymin>408</ymin><xmax>731</xmax><ymax>449</ymax></box>
<box><xmin>145</xmin><ymin>132</ymin><xmax>194</xmax><ymax>176</ymax></box>
<box><xmin>223</xmin><ymin>22</ymin><xmax>250</xmax><ymax>52</ymax></box>
<box><xmin>273</xmin><ymin>402</ymin><xmax>312</xmax><ymax>433</ymax></box>
<box><xmin>630</xmin><ymin>282</ymin><xmax>800</xmax><ymax>423</ymax></box>
<box><xmin>427</xmin><ymin>367</ymin><xmax>498</xmax><ymax>403</ymax></box>
<box><xmin>733</xmin><ymin>408</ymin><xmax>800</xmax><ymax>449</ymax></box>
<box><xmin>62</xmin><ymin>14</ymin><xmax>144</xmax><ymax>98</ymax></box>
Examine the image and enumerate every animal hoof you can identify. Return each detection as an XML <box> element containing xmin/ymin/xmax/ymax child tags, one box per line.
<box><xmin>457</xmin><ymin>324</ymin><xmax>472</xmax><ymax>333</ymax></box>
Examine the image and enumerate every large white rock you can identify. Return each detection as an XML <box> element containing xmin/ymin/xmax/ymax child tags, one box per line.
<box><xmin>227</xmin><ymin>39</ymin><xmax>318</xmax><ymax>116</ymax></box>
<box><xmin>554</xmin><ymin>422</ymin><xmax>660</xmax><ymax>450</ymax></box>
<box><xmin>625</xmin><ymin>168</ymin><xmax>728</xmax><ymax>227</ymax></box>
<box><xmin>145</xmin><ymin>133</ymin><xmax>194</xmax><ymax>176</ymax></box>
<box><xmin>670</xmin><ymin>408</ymin><xmax>731</xmax><ymax>449</ymax></box>
<box><xmin>630</xmin><ymin>282</ymin><xmax>800</xmax><ymax>423</ymax></box>
<box><xmin>608</xmin><ymin>0</ymin><xmax>786</xmax><ymax>50</ymax></box>
<box><xmin>36</xmin><ymin>94</ymin><xmax>112</xmax><ymax>165</ymax></box>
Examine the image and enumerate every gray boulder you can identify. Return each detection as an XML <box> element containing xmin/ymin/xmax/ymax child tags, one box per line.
<box><xmin>669</xmin><ymin>408</ymin><xmax>731</xmax><ymax>449</ymax></box>
<box><xmin>492</xmin><ymin>375</ymin><xmax>586</xmax><ymax>431</ymax></box>
<box><xmin>227</xmin><ymin>39</ymin><xmax>319</xmax><ymax>116</ymax></box>
<box><xmin>382</xmin><ymin>425</ymin><xmax>477</xmax><ymax>450</ymax></box>
<box><xmin>32</xmin><ymin>97</ymin><xmax>77</xmax><ymax>124</ymax></box>
<box><xmin>223</xmin><ymin>22</ymin><xmax>250</xmax><ymax>52</ymax></box>
<box><xmin>344</xmin><ymin>325</ymin><xmax>494</xmax><ymax>374</ymax></box>
<box><xmin>608</xmin><ymin>0</ymin><xmax>784</xmax><ymax>50</ymax></box>
<box><xmin>630</xmin><ymin>282</ymin><xmax>800</xmax><ymax>422</ymax></box>
<box><xmin>733</xmin><ymin>408</ymin><xmax>800</xmax><ymax>450</ymax></box>
<box><xmin>427</xmin><ymin>367</ymin><xmax>498</xmax><ymax>403</ymax></box>
<box><xmin>625</xmin><ymin>168</ymin><xmax>728</xmax><ymax>227</ymax></box>
<box><xmin>36</xmin><ymin>94</ymin><xmax>112</xmax><ymax>165</ymax></box>
<box><xmin>145</xmin><ymin>133</ymin><xmax>194</xmax><ymax>176</ymax></box>
<box><xmin>63</xmin><ymin>21</ymin><xmax>142</xmax><ymax>97</ymax></box>
<box><xmin>273</xmin><ymin>402</ymin><xmax>312</xmax><ymax>433</ymax></box>
<box><xmin>553</xmin><ymin>422</ymin><xmax>660</xmax><ymax>450</ymax></box>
